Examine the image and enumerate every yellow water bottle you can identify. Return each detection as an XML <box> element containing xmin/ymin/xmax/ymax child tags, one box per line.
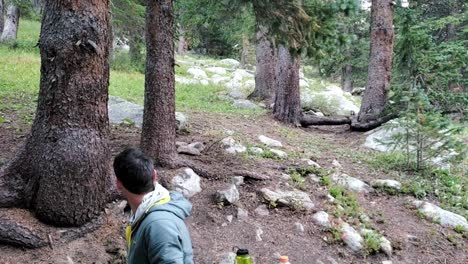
<box><xmin>235</xmin><ymin>248</ymin><xmax>252</xmax><ymax>264</ymax></box>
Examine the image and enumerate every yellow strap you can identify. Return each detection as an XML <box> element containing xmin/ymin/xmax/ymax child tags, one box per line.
<box><xmin>126</xmin><ymin>195</ymin><xmax>171</xmax><ymax>249</ymax></box>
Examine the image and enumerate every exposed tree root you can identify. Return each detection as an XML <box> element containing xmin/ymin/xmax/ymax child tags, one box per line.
<box><xmin>0</xmin><ymin>218</ymin><xmax>48</xmax><ymax>248</ymax></box>
<box><xmin>350</xmin><ymin>112</ymin><xmax>399</xmax><ymax>131</ymax></box>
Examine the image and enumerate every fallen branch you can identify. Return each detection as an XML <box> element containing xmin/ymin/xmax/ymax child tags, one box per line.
<box><xmin>0</xmin><ymin>218</ymin><xmax>48</xmax><ymax>248</ymax></box>
<box><xmin>350</xmin><ymin>112</ymin><xmax>399</xmax><ymax>131</ymax></box>
<box><xmin>300</xmin><ymin>115</ymin><xmax>351</xmax><ymax>127</ymax></box>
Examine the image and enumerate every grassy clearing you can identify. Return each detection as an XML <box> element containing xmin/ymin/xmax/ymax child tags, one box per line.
<box><xmin>1</xmin><ymin>19</ymin><xmax>264</xmax><ymax>121</ymax></box>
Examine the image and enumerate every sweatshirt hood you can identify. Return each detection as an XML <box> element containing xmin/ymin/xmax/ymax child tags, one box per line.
<box><xmin>148</xmin><ymin>191</ymin><xmax>192</xmax><ymax>220</ymax></box>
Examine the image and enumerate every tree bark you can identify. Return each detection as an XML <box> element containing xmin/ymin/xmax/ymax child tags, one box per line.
<box><xmin>357</xmin><ymin>0</ymin><xmax>394</xmax><ymax>123</ymax></box>
<box><xmin>0</xmin><ymin>0</ymin><xmax>112</xmax><ymax>227</ymax></box>
<box><xmin>248</xmin><ymin>23</ymin><xmax>276</xmax><ymax>102</ymax></box>
<box><xmin>273</xmin><ymin>45</ymin><xmax>302</xmax><ymax>125</ymax></box>
<box><xmin>300</xmin><ymin>115</ymin><xmax>351</xmax><ymax>126</ymax></box>
<box><xmin>0</xmin><ymin>0</ymin><xmax>4</xmax><ymax>35</ymax></box>
<box><xmin>141</xmin><ymin>0</ymin><xmax>177</xmax><ymax>167</ymax></box>
<box><xmin>0</xmin><ymin>4</ymin><xmax>19</xmax><ymax>43</ymax></box>
<box><xmin>341</xmin><ymin>64</ymin><xmax>353</xmax><ymax>92</ymax></box>
<box><xmin>177</xmin><ymin>26</ymin><xmax>187</xmax><ymax>55</ymax></box>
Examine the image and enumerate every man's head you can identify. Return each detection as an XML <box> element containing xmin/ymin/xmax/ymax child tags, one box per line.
<box><xmin>113</xmin><ymin>148</ymin><xmax>156</xmax><ymax>195</ymax></box>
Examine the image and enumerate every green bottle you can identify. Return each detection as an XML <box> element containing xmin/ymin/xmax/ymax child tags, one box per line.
<box><xmin>235</xmin><ymin>248</ymin><xmax>252</xmax><ymax>264</ymax></box>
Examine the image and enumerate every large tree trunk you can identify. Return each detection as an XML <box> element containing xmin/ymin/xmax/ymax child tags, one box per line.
<box><xmin>341</xmin><ymin>64</ymin><xmax>353</xmax><ymax>92</ymax></box>
<box><xmin>357</xmin><ymin>0</ymin><xmax>394</xmax><ymax>123</ymax></box>
<box><xmin>177</xmin><ymin>26</ymin><xmax>187</xmax><ymax>55</ymax></box>
<box><xmin>0</xmin><ymin>4</ymin><xmax>19</xmax><ymax>43</ymax></box>
<box><xmin>273</xmin><ymin>45</ymin><xmax>302</xmax><ymax>125</ymax></box>
<box><xmin>0</xmin><ymin>0</ymin><xmax>4</xmax><ymax>35</ymax></box>
<box><xmin>141</xmin><ymin>0</ymin><xmax>177</xmax><ymax>167</ymax></box>
<box><xmin>248</xmin><ymin>23</ymin><xmax>276</xmax><ymax>102</ymax></box>
<box><xmin>0</xmin><ymin>0</ymin><xmax>112</xmax><ymax>227</ymax></box>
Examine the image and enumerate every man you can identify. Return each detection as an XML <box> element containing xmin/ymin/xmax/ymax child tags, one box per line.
<box><xmin>113</xmin><ymin>148</ymin><xmax>194</xmax><ymax>263</ymax></box>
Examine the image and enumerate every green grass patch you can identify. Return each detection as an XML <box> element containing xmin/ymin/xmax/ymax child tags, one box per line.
<box><xmin>329</xmin><ymin>185</ymin><xmax>362</xmax><ymax>220</ymax></box>
<box><xmin>362</xmin><ymin>231</ymin><xmax>382</xmax><ymax>255</ymax></box>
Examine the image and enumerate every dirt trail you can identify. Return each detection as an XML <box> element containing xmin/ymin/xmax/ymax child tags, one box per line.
<box><xmin>0</xmin><ymin>111</ymin><xmax>466</xmax><ymax>264</ymax></box>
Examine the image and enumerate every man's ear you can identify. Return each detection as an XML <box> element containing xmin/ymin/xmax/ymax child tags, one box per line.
<box><xmin>116</xmin><ymin>178</ymin><xmax>123</xmax><ymax>191</ymax></box>
<box><xmin>153</xmin><ymin>169</ymin><xmax>159</xmax><ymax>182</ymax></box>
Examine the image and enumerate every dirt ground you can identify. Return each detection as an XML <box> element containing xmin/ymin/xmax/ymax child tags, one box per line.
<box><xmin>0</xmin><ymin>111</ymin><xmax>466</xmax><ymax>264</ymax></box>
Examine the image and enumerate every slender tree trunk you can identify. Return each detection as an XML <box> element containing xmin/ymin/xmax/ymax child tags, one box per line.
<box><xmin>0</xmin><ymin>0</ymin><xmax>112</xmax><ymax>227</ymax></box>
<box><xmin>248</xmin><ymin>24</ymin><xmax>276</xmax><ymax>102</ymax></box>
<box><xmin>141</xmin><ymin>0</ymin><xmax>177</xmax><ymax>167</ymax></box>
<box><xmin>177</xmin><ymin>26</ymin><xmax>187</xmax><ymax>55</ymax></box>
<box><xmin>0</xmin><ymin>4</ymin><xmax>19</xmax><ymax>42</ymax></box>
<box><xmin>341</xmin><ymin>64</ymin><xmax>353</xmax><ymax>92</ymax></box>
<box><xmin>273</xmin><ymin>45</ymin><xmax>302</xmax><ymax>124</ymax></box>
<box><xmin>0</xmin><ymin>0</ymin><xmax>4</xmax><ymax>35</ymax></box>
<box><xmin>357</xmin><ymin>0</ymin><xmax>394</xmax><ymax>123</ymax></box>
<box><xmin>240</xmin><ymin>34</ymin><xmax>250</xmax><ymax>67</ymax></box>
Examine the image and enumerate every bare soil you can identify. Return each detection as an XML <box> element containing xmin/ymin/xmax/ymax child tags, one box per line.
<box><xmin>0</xmin><ymin>111</ymin><xmax>466</xmax><ymax>264</ymax></box>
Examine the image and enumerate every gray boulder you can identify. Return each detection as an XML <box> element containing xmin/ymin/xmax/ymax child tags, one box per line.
<box><xmin>215</xmin><ymin>184</ymin><xmax>240</xmax><ymax>205</ymax></box>
<box><xmin>254</xmin><ymin>205</ymin><xmax>270</xmax><ymax>217</ymax></box>
<box><xmin>233</xmin><ymin>99</ymin><xmax>259</xmax><ymax>109</ymax></box>
<box><xmin>222</xmin><ymin>137</ymin><xmax>246</xmax><ymax>154</ymax></box>
<box><xmin>340</xmin><ymin>222</ymin><xmax>363</xmax><ymax>253</ymax></box>
<box><xmin>258</xmin><ymin>135</ymin><xmax>283</xmax><ymax>147</ymax></box>
<box><xmin>270</xmin><ymin>149</ymin><xmax>287</xmax><ymax>159</ymax></box>
<box><xmin>370</xmin><ymin>179</ymin><xmax>402</xmax><ymax>191</ymax></box>
<box><xmin>260</xmin><ymin>188</ymin><xmax>314</xmax><ymax>210</ymax></box>
<box><xmin>171</xmin><ymin>168</ymin><xmax>202</xmax><ymax>198</ymax></box>
<box><xmin>331</xmin><ymin>172</ymin><xmax>373</xmax><ymax>193</ymax></box>
<box><xmin>312</xmin><ymin>211</ymin><xmax>331</xmax><ymax>229</ymax></box>
<box><xmin>413</xmin><ymin>200</ymin><xmax>468</xmax><ymax>229</ymax></box>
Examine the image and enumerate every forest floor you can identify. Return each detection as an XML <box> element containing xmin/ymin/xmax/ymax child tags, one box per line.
<box><xmin>0</xmin><ymin>109</ymin><xmax>466</xmax><ymax>264</ymax></box>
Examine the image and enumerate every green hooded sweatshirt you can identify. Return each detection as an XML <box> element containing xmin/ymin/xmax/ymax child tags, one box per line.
<box><xmin>127</xmin><ymin>190</ymin><xmax>194</xmax><ymax>264</ymax></box>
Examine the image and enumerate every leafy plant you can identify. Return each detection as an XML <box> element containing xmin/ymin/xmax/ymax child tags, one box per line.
<box><xmin>362</xmin><ymin>231</ymin><xmax>382</xmax><ymax>255</ymax></box>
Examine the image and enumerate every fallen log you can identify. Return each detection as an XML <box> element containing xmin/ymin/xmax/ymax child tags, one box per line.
<box><xmin>300</xmin><ymin>115</ymin><xmax>351</xmax><ymax>127</ymax></box>
<box><xmin>350</xmin><ymin>112</ymin><xmax>399</xmax><ymax>131</ymax></box>
<box><xmin>0</xmin><ymin>218</ymin><xmax>48</xmax><ymax>248</ymax></box>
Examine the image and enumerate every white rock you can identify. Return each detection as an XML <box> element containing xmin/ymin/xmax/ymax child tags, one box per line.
<box><xmin>413</xmin><ymin>200</ymin><xmax>468</xmax><ymax>229</ymax></box>
<box><xmin>270</xmin><ymin>149</ymin><xmax>287</xmax><ymax>159</ymax></box>
<box><xmin>215</xmin><ymin>184</ymin><xmax>240</xmax><ymax>205</ymax></box>
<box><xmin>171</xmin><ymin>168</ymin><xmax>202</xmax><ymax>198</ymax></box>
<box><xmin>340</xmin><ymin>223</ymin><xmax>363</xmax><ymax>253</ymax></box>
<box><xmin>231</xmin><ymin>176</ymin><xmax>244</xmax><ymax>186</ymax></box>
<box><xmin>258</xmin><ymin>135</ymin><xmax>283</xmax><ymax>147</ymax></box>
<box><xmin>256</xmin><ymin>227</ymin><xmax>264</xmax><ymax>241</ymax></box>
<box><xmin>226</xmin><ymin>215</ymin><xmax>233</xmax><ymax>223</ymax></box>
<box><xmin>244</xmin><ymin>79</ymin><xmax>255</xmax><ymax>88</ymax></box>
<box><xmin>260</xmin><ymin>188</ymin><xmax>314</xmax><ymax>210</ymax></box>
<box><xmin>301</xmin><ymin>88</ymin><xmax>360</xmax><ymax>116</ymax></box>
<box><xmin>302</xmin><ymin>159</ymin><xmax>321</xmax><ymax>168</ymax></box>
<box><xmin>315</xmin><ymin>112</ymin><xmax>324</xmax><ymax>117</ymax></box>
<box><xmin>254</xmin><ymin>205</ymin><xmax>270</xmax><ymax>217</ymax></box>
<box><xmin>382</xmin><ymin>261</ymin><xmax>393</xmax><ymax>264</ymax></box>
<box><xmin>177</xmin><ymin>145</ymin><xmax>201</xmax><ymax>156</ymax></box>
<box><xmin>370</xmin><ymin>179</ymin><xmax>402</xmax><ymax>190</ymax></box>
<box><xmin>249</xmin><ymin>147</ymin><xmax>264</xmax><ymax>155</ymax></box>
<box><xmin>225</xmin><ymin>79</ymin><xmax>242</xmax><ymax>90</ymax></box>
<box><xmin>280</xmin><ymin>173</ymin><xmax>291</xmax><ymax>180</ymax></box>
<box><xmin>206</xmin><ymin>66</ymin><xmax>227</xmax><ymax>75</ymax></box>
<box><xmin>219</xmin><ymin>58</ymin><xmax>240</xmax><ymax>67</ymax></box>
<box><xmin>200</xmin><ymin>79</ymin><xmax>209</xmax><ymax>85</ymax></box>
<box><xmin>300</xmin><ymin>79</ymin><xmax>309</xmax><ymax>88</ymax></box>
<box><xmin>237</xmin><ymin>208</ymin><xmax>249</xmax><ymax>221</ymax></box>
<box><xmin>331</xmin><ymin>172</ymin><xmax>373</xmax><ymax>193</ymax></box>
<box><xmin>380</xmin><ymin>236</ymin><xmax>393</xmax><ymax>256</ymax></box>
<box><xmin>187</xmin><ymin>68</ymin><xmax>208</xmax><ymax>79</ymax></box>
<box><xmin>332</xmin><ymin>159</ymin><xmax>342</xmax><ymax>169</ymax></box>
<box><xmin>175</xmin><ymin>112</ymin><xmax>189</xmax><ymax>131</ymax></box>
<box><xmin>222</xmin><ymin>137</ymin><xmax>246</xmax><ymax>154</ymax></box>
<box><xmin>327</xmin><ymin>194</ymin><xmax>335</xmax><ymax>203</ymax></box>
<box><xmin>175</xmin><ymin>76</ymin><xmax>199</xmax><ymax>85</ymax></box>
<box><xmin>312</xmin><ymin>211</ymin><xmax>331</xmax><ymax>228</ymax></box>
<box><xmin>211</xmin><ymin>75</ymin><xmax>231</xmax><ymax>84</ymax></box>
<box><xmin>233</xmin><ymin>99</ymin><xmax>259</xmax><ymax>109</ymax></box>
<box><xmin>232</xmin><ymin>69</ymin><xmax>253</xmax><ymax>80</ymax></box>
<box><xmin>294</xmin><ymin>222</ymin><xmax>305</xmax><ymax>234</ymax></box>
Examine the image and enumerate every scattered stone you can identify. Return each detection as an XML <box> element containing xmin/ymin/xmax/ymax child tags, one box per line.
<box><xmin>308</xmin><ymin>174</ymin><xmax>321</xmax><ymax>183</ymax></box>
<box><xmin>187</xmin><ymin>67</ymin><xmax>208</xmax><ymax>79</ymax></box>
<box><xmin>256</xmin><ymin>227</ymin><xmax>264</xmax><ymax>241</ymax></box>
<box><xmin>231</xmin><ymin>176</ymin><xmax>244</xmax><ymax>186</ymax></box>
<box><xmin>331</xmin><ymin>172</ymin><xmax>373</xmax><ymax>193</ymax></box>
<box><xmin>175</xmin><ymin>112</ymin><xmax>189</xmax><ymax>131</ymax></box>
<box><xmin>215</xmin><ymin>184</ymin><xmax>240</xmax><ymax>205</ymax></box>
<box><xmin>206</xmin><ymin>66</ymin><xmax>227</xmax><ymax>75</ymax></box>
<box><xmin>301</xmin><ymin>87</ymin><xmax>360</xmax><ymax>116</ymax></box>
<box><xmin>258</xmin><ymin>135</ymin><xmax>283</xmax><ymax>147</ymax></box>
<box><xmin>269</xmin><ymin>149</ymin><xmax>287</xmax><ymax>159</ymax></box>
<box><xmin>413</xmin><ymin>200</ymin><xmax>468</xmax><ymax>229</ymax></box>
<box><xmin>176</xmin><ymin>141</ymin><xmax>188</xmax><ymax>147</ymax></box>
<box><xmin>294</xmin><ymin>222</ymin><xmax>305</xmax><ymax>234</ymax></box>
<box><xmin>226</xmin><ymin>215</ymin><xmax>233</xmax><ymax>223</ymax></box>
<box><xmin>222</xmin><ymin>137</ymin><xmax>247</xmax><ymax>154</ymax></box>
<box><xmin>249</xmin><ymin>147</ymin><xmax>264</xmax><ymax>155</ymax></box>
<box><xmin>211</xmin><ymin>75</ymin><xmax>231</xmax><ymax>84</ymax></box>
<box><xmin>315</xmin><ymin>112</ymin><xmax>324</xmax><ymax>117</ymax></box>
<box><xmin>200</xmin><ymin>79</ymin><xmax>209</xmax><ymax>85</ymax></box>
<box><xmin>219</xmin><ymin>58</ymin><xmax>241</xmax><ymax>67</ymax></box>
<box><xmin>171</xmin><ymin>168</ymin><xmax>202</xmax><ymax>198</ymax></box>
<box><xmin>237</xmin><ymin>208</ymin><xmax>249</xmax><ymax>221</ymax></box>
<box><xmin>359</xmin><ymin>214</ymin><xmax>371</xmax><ymax>223</ymax></box>
<box><xmin>301</xmin><ymin>159</ymin><xmax>321</xmax><ymax>168</ymax></box>
<box><xmin>233</xmin><ymin>99</ymin><xmax>259</xmax><ymax>109</ymax></box>
<box><xmin>228</xmin><ymin>89</ymin><xmax>244</xmax><ymax>99</ymax></box>
<box><xmin>260</xmin><ymin>188</ymin><xmax>314</xmax><ymax>211</ymax></box>
<box><xmin>254</xmin><ymin>205</ymin><xmax>270</xmax><ymax>217</ymax></box>
<box><xmin>327</xmin><ymin>194</ymin><xmax>335</xmax><ymax>203</ymax></box>
<box><xmin>381</xmin><ymin>261</ymin><xmax>392</xmax><ymax>264</ymax></box>
<box><xmin>332</xmin><ymin>159</ymin><xmax>342</xmax><ymax>169</ymax></box>
<box><xmin>177</xmin><ymin>145</ymin><xmax>201</xmax><ymax>156</ymax></box>
<box><xmin>221</xmin><ymin>223</ymin><xmax>228</xmax><ymax>227</ymax></box>
<box><xmin>312</xmin><ymin>211</ymin><xmax>331</xmax><ymax>229</ymax></box>
<box><xmin>189</xmin><ymin>142</ymin><xmax>205</xmax><ymax>151</ymax></box>
<box><xmin>360</xmin><ymin>229</ymin><xmax>392</xmax><ymax>256</ymax></box>
<box><xmin>370</xmin><ymin>179</ymin><xmax>402</xmax><ymax>191</ymax></box>
<box><xmin>217</xmin><ymin>252</ymin><xmax>236</xmax><ymax>264</ymax></box>
<box><xmin>280</xmin><ymin>173</ymin><xmax>291</xmax><ymax>180</ymax></box>
<box><xmin>340</xmin><ymin>222</ymin><xmax>363</xmax><ymax>253</ymax></box>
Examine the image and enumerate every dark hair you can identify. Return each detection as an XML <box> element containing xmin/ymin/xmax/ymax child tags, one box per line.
<box><xmin>113</xmin><ymin>148</ymin><xmax>155</xmax><ymax>194</ymax></box>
